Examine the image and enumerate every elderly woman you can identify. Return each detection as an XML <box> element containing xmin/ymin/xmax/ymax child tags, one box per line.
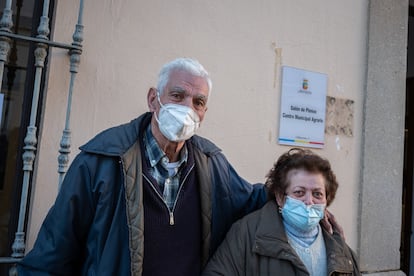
<box><xmin>202</xmin><ymin>148</ymin><xmax>360</xmax><ymax>275</ymax></box>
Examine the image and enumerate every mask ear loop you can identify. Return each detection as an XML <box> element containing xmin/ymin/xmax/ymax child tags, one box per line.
<box><xmin>153</xmin><ymin>90</ymin><xmax>163</xmax><ymax>125</ymax></box>
<box><xmin>156</xmin><ymin>90</ymin><xmax>164</xmax><ymax>109</ymax></box>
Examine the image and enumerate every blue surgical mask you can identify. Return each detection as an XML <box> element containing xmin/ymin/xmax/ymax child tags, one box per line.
<box><xmin>281</xmin><ymin>196</ymin><xmax>326</xmax><ymax>232</ymax></box>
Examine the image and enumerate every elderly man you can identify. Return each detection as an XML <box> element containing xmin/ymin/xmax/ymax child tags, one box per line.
<box><xmin>17</xmin><ymin>58</ymin><xmax>267</xmax><ymax>276</ymax></box>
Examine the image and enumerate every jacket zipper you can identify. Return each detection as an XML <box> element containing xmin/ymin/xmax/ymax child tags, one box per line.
<box><xmin>143</xmin><ymin>163</ymin><xmax>194</xmax><ymax>226</ymax></box>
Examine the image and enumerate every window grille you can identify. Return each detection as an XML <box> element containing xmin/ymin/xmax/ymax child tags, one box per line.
<box><xmin>0</xmin><ymin>0</ymin><xmax>84</xmax><ymax>274</ymax></box>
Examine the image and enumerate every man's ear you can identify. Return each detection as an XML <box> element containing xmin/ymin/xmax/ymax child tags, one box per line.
<box><xmin>147</xmin><ymin>87</ymin><xmax>157</xmax><ymax>112</ymax></box>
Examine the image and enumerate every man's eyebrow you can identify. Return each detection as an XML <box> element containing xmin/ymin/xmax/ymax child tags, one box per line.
<box><xmin>196</xmin><ymin>94</ymin><xmax>208</xmax><ymax>100</ymax></box>
<box><xmin>168</xmin><ymin>87</ymin><xmax>186</xmax><ymax>93</ymax></box>
<box><xmin>168</xmin><ymin>87</ymin><xmax>208</xmax><ymax>99</ymax></box>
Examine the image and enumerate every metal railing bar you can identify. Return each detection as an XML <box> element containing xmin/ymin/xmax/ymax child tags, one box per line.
<box><xmin>11</xmin><ymin>0</ymin><xmax>51</xmax><ymax>258</ymax></box>
<box><xmin>0</xmin><ymin>257</ymin><xmax>22</xmax><ymax>263</ymax></box>
<box><xmin>0</xmin><ymin>30</ymin><xmax>82</xmax><ymax>51</ymax></box>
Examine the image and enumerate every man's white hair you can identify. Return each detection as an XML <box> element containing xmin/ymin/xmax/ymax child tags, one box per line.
<box><xmin>157</xmin><ymin>58</ymin><xmax>212</xmax><ymax>96</ymax></box>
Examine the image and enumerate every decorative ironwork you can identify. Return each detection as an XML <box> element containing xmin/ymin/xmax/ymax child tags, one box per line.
<box><xmin>11</xmin><ymin>0</ymin><xmax>51</xmax><ymax>256</ymax></box>
<box><xmin>0</xmin><ymin>0</ymin><xmax>85</xmax><ymax>269</ymax></box>
<box><xmin>0</xmin><ymin>0</ymin><xmax>12</xmax><ymax>83</ymax></box>
<box><xmin>58</xmin><ymin>0</ymin><xmax>84</xmax><ymax>188</ymax></box>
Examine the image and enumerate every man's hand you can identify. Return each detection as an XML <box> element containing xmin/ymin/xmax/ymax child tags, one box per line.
<box><xmin>321</xmin><ymin>209</ymin><xmax>345</xmax><ymax>240</ymax></box>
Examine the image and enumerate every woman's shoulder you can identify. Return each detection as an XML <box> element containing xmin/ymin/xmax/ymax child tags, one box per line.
<box><xmin>231</xmin><ymin>201</ymin><xmax>279</xmax><ymax>233</ymax></box>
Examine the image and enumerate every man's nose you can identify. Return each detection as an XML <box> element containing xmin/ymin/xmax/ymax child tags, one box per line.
<box><xmin>182</xmin><ymin>96</ymin><xmax>197</xmax><ymax>110</ymax></box>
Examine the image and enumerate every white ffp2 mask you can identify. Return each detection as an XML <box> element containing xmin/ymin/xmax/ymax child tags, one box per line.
<box><xmin>155</xmin><ymin>95</ymin><xmax>200</xmax><ymax>142</ymax></box>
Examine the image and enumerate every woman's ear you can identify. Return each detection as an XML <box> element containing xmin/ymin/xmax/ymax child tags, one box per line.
<box><xmin>275</xmin><ymin>192</ymin><xmax>285</xmax><ymax>207</ymax></box>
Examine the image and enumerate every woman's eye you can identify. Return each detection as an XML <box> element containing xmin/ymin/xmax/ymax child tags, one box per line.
<box><xmin>293</xmin><ymin>190</ymin><xmax>304</xmax><ymax>196</ymax></box>
<box><xmin>313</xmin><ymin>192</ymin><xmax>324</xmax><ymax>198</ymax></box>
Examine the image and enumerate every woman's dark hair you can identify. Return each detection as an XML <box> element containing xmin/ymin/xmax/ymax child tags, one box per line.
<box><xmin>265</xmin><ymin>148</ymin><xmax>338</xmax><ymax>206</ymax></box>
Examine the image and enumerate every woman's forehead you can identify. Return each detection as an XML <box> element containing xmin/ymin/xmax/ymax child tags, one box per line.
<box><xmin>287</xmin><ymin>169</ymin><xmax>325</xmax><ymax>189</ymax></box>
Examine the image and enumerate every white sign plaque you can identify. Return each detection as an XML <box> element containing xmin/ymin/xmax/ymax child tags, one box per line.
<box><xmin>278</xmin><ymin>66</ymin><xmax>327</xmax><ymax>148</ymax></box>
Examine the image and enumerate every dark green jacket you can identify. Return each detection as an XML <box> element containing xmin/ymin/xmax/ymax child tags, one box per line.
<box><xmin>203</xmin><ymin>201</ymin><xmax>360</xmax><ymax>276</ymax></box>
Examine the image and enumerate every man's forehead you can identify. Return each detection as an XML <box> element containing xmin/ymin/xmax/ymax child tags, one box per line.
<box><xmin>166</xmin><ymin>77</ymin><xmax>209</xmax><ymax>96</ymax></box>
<box><xmin>168</xmin><ymin>69</ymin><xmax>208</xmax><ymax>84</ymax></box>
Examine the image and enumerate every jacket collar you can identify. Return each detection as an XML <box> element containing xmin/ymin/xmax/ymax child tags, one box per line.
<box><xmin>323</xmin><ymin>227</ymin><xmax>355</xmax><ymax>274</ymax></box>
<box><xmin>79</xmin><ymin>113</ymin><xmax>150</xmax><ymax>156</ymax></box>
<box><xmin>79</xmin><ymin>112</ymin><xmax>221</xmax><ymax>157</ymax></box>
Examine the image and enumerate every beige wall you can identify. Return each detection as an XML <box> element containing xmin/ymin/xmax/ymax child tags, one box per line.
<box><xmin>30</xmin><ymin>0</ymin><xmax>370</xmax><ymax>268</ymax></box>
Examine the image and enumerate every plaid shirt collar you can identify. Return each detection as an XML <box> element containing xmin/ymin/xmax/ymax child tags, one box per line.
<box><xmin>144</xmin><ymin>125</ymin><xmax>188</xmax><ymax>171</ymax></box>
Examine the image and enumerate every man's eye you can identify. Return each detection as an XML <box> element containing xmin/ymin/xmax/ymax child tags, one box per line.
<box><xmin>169</xmin><ymin>93</ymin><xmax>184</xmax><ymax>101</ymax></box>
